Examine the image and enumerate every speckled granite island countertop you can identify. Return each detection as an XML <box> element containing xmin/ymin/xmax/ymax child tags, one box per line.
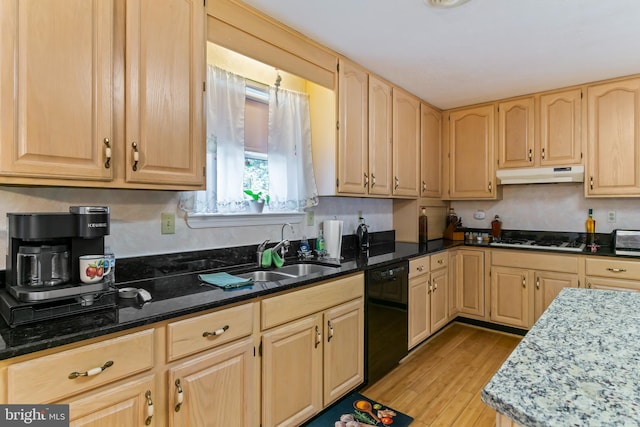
<box><xmin>482</xmin><ymin>288</ymin><xmax>640</xmax><ymax>426</ymax></box>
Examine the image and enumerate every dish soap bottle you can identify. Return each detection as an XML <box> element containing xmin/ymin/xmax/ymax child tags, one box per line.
<box><xmin>586</xmin><ymin>208</ymin><xmax>596</xmax><ymax>246</ymax></box>
<box><xmin>419</xmin><ymin>208</ymin><xmax>429</xmax><ymax>246</ymax></box>
<box><xmin>315</xmin><ymin>230</ymin><xmax>326</xmax><ymax>257</ymax></box>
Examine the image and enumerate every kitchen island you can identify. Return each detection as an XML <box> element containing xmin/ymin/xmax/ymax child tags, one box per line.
<box><xmin>482</xmin><ymin>287</ymin><xmax>640</xmax><ymax>426</ymax></box>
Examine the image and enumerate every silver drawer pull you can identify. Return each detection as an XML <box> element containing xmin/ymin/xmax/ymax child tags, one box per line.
<box><xmin>607</xmin><ymin>268</ymin><xmax>627</xmax><ymax>273</ymax></box>
<box><xmin>145</xmin><ymin>390</ymin><xmax>154</xmax><ymax>425</ymax></box>
<box><xmin>68</xmin><ymin>360</ymin><xmax>113</xmax><ymax>379</ymax></box>
<box><xmin>175</xmin><ymin>379</ymin><xmax>184</xmax><ymax>412</ymax></box>
<box><xmin>202</xmin><ymin>325</ymin><xmax>229</xmax><ymax>337</ymax></box>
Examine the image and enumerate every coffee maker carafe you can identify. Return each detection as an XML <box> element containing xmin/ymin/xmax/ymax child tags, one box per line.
<box><xmin>16</xmin><ymin>244</ymin><xmax>70</xmax><ymax>287</ymax></box>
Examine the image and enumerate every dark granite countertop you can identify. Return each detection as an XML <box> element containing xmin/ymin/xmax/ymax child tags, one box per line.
<box><xmin>0</xmin><ymin>238</ymin><xmax>456</xmax><ymax>360</ymax></box>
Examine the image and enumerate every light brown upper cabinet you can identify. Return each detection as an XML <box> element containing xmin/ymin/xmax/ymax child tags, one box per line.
<box><xmin>368</xmin><ymin>75</ymin><xmax>393</xmax><ymax>196</ymax></box>
<box><xmin>448</xmin><ymin>104</ymin><xmax>496</xmax><ymax>199</ymax></box>
<box><xmin>586</xmin><ymin>77</ymin><xmax>640</xmax><ymax>196</ymax></box>
<box><xmin>539</xmin><ymin>88</ymin><xmax>583</xmax><ymax>166</ymax></box>
<box><xmin>497</xmin><ymin>97</ymin><xmax>535</xmax><ymax>169</ymax></box>
<box><xmin>0</xmin><ymin>0</ymin><xmax>205</xmax><ymax>189</ymax></box>
<box><xmin>337</xmin><ymin>59</ymin><xmax>369</xmax><ymax>195</ymax></box>
<box><xmin>392</xmin><ymin>88</ymin><xmax>421</xmax><ymax>197</ymax></box>
<box><xmin>420</xmin><ymin>103</ymin><xmax>442</xmax><ymax>198</ymax></box>
<box><xmin>336</xmin><ymin>58</ymin><xmax>395</xmax><ymax>197</ymax></box>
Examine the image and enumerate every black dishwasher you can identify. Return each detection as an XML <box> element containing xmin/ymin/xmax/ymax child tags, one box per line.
<box><xmin>365</xmin><ymin>260</ymin><xmax>409</xmax><ymax>385</ymax></box>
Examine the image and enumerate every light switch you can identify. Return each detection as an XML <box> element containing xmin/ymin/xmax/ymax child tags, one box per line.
<box><xmin>161</xmin><ymin>213</ymin><xmax>175</xmax><ymax>234</ymax></box>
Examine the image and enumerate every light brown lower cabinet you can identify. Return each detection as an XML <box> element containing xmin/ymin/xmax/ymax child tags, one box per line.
<box><xmin>585</xmin><ymin>257</ymin><xmax>640</xmax><ymax>292</ymax></box>
<box><xmin>168</xmin><ymin>337</ymin><xmax>257</xmax><ymax>427</ymax></box>
<box><xmin>260</xmin><ymin>273</ymin><xmax>364</xmax><ymax>427</ymax></box>
<box><xmin>490</xmin><ymin>250</ymin><xmax>579</xmax><ymax>329</ymax></box>
<box><xmin>455</xmin><ymin>249</ymin><xmax>486</xmax><ymax>318</ymax></box>
<box><xmin>66</xmin><ymin>374</ymin><xmax>157</xmax><ymax>426</ymax></box>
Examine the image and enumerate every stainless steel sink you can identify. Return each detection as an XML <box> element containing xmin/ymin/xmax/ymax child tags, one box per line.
<box><xmin>237</xmin><ymin>270</ymin><xmax>296</xmax><ymax>282</ymax></box>
<box><xmin>276</xmin><ymin>263</ymin><xmax>339</xmax><ymax>277</ymax></box>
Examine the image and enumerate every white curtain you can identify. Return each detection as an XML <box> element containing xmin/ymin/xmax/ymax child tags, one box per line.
<box><xmin>180</xmin><ymin>66</ymin><xmax>246</xmax><ymax>213</ymax></box>
<box><xmin>267</xmin><ymin>87</ymin><xmax>319</xmax><ymax>212</ymax></box>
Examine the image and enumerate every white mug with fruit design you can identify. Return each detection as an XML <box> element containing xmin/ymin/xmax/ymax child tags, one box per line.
<box><xmin>79</xmin><ymin>255</ymin><xmax>112</xmax><ymax>284</ymax></box>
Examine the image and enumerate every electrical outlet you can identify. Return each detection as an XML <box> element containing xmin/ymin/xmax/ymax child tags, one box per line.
<box><xmin>161</xmin><ymin>213</ymin><xmax>175</xmax><ymax>234</ymax></box>
<box><xmin>306</xmin><ymin>210</ymin><xmax>315</xmax><ymax>226</ymax></box>
<box><xmin>608</xmin><ymin>210</ymin><xmax>616</xmax><ymax>223</ymax></box>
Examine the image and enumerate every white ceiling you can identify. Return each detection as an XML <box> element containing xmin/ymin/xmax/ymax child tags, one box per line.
<box><xmin>240</xmin><ymin>0</ymin><xmax>640</xmax><ymax>109</ymax></box>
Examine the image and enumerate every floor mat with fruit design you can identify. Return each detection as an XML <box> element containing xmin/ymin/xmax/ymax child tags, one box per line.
<box><xmin>303</xmin><ymin>392</ymin><xmax>413</xmax><ymax>427</ymax></box>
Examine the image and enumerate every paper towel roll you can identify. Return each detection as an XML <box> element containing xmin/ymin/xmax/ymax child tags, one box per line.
<box><xmin>323</xmin><ymin>220</ymin><xmax>343</xmax><ymax>260</ymax></box>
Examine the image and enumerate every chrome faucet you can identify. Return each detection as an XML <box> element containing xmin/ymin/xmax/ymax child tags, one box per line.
<box><xmin>274</xmin><ymin>223</ymin><xmax>294</xmax><ymax>260</ymax></box>
<box><xmin>257</xmin><ymin>239</ymin><xmax>269</xmax><ymax>267</ymax></box>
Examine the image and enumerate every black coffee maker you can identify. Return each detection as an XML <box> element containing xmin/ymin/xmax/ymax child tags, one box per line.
<box><xmin>2</xmin><ymin>207</ymin><xmax>114</xmax><ymax>325</ymax></box>
<box><xmin>356</xmin><ymin>217</ymin><xmax>369</xmax><ymax>253</ymax></box>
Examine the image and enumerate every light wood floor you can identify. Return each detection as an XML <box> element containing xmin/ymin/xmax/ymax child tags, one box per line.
<box><xmin>362</xmin><ymin>322</ymin><xmax>522</xmax><ymax>427</ymax></box>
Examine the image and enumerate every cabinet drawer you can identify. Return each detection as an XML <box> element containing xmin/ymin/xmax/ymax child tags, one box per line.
<box><xmin>409</xmin><ymin>256</ymin><xmax>429</xmax><ymax>278</ymax></box>
<box><xmin>261</xmin><ymin>273</ymin><xmax>364</xmax><ymax>330</ymax></box>
<box><xmin>492</xmin><ymin>250</ymin><xmax>579</xmax><ymax>273</ymax></box>
<box><xmin>585</xmin><ymin>258</ymin><xmax>640</xmax><ymax>280</ymax></box>
<box><xmin>8</xmin><ymin>329</ymin><xmax>154</xmax><ymax>404</ymax></box>
<box><xmin>167</xmin><ymin>302</ymin><xmax>255</xmax><ymax>361</ymax></box>
<box><xmin>430</xmin><ymin>252</ymin><xmax>448</xmax><ymax>270</ymax></box>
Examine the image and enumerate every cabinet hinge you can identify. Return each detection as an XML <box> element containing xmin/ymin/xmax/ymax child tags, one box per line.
<box><xmin>202</xmin><ymin>81</ymin><xmax>206</xmax><ymax>92</ymax></box>
<box><xmin>336</xmin><ymin>178</ymin><xmax>339</xmax><ymax>188</ymax></box>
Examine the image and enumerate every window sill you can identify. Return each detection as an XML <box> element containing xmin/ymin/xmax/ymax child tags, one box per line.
<box><xmin>186</xmin><ymin>212</ymin><xmax>305</xmax><ymax>228</ymax></box>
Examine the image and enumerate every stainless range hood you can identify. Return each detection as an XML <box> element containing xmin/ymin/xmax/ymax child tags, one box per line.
<box><xmin>496</xmin><ymin>165</ymin><xmax>584</xmax><ymax>185</ymax></box>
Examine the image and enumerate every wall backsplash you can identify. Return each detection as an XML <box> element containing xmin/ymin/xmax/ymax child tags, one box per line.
<box><xmin>0</xmin><ymin>187</ymin><xmax>393</xmax><ymax>270</ymax></box>
<box><xmin>453</xmin><ymin>183</ymin><xmax>640</xmax><ymax>234</ymax></box>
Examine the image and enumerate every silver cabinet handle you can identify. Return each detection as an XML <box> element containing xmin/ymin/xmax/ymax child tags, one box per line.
<box><xmin>394</xmin><ymin>176</ymin><xmax>399</xmax><ymax>190</ymax></box>
<box><xmin>607</xmin><ymin>268</ymin><xmax>627</xmax><ymax>273</ymax></box>
<box><xmin>327</xmin><ymin>320</ymin><xmax>334</xmax><ymax>342</ymax></box>
<box><xmin>522</xmin><ymin>276</ymin><xmax>526</xmax><ymax>288</ymax></box>
<box><xmin>536</xmin><ymin>277</ymin><xmax>540</xmax><ymax>289</ymax></box>
<box><xmin>488</xmin><ymin>181</ymin><xmax>493</xmax><ymax>192</ymax></box>
<box><xmin>315</xmin><ymin>325</ymin><xmax>322</xmax><ymax>348</ymax></box>
<box><xmin>371</xmin><ymin>173</ymin><xmax>376</xmax><ymax>187</ymax></box>
<box><xmin>422</xmin><ymin>180</ymin><xmax>427</xmax><ymax>191</ymax></box>
<box><xmin>528</xmin><ymin>149</ymin><xmax>532</xmax><ymax>161</ymax></box>
<box><xmin>541</xmin><ymin>147</ymin><xmax>546</xmax><ymax>160</ymax></box>
<box><xmin>363</xmin><ymin>172</ymin><xmax>369</xmax><ymax>188</ymax></box>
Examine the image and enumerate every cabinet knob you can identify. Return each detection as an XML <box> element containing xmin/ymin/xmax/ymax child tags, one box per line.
<box><xmin>132</xmin><ymin>142</ymin><xmax>139</xmax><ymax>171</ymax></box>
<box><xmin>103</xmin><ymin>138</ymin><xmax>112</xmax><ymax>169</ymax></box>
<box><xmin>145</xmin><ymin>390</ymin><xmax>154</xmax><ymax>425</ymax></box>
<box><xmin>174</xmin><ymin>379</ymin><xmax>184</xmax><ymax>412</ymax></box>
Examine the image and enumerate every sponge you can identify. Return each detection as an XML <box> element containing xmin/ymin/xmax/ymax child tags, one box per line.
<box><xmin>272</xmin><ymin>251</ymin><xmax>284</xmax><ymax>268</ymax></box>
<box><xmin>261</xmin><ymin>248</ymin><xmax>272</xmax><ymax>268</ymax></box>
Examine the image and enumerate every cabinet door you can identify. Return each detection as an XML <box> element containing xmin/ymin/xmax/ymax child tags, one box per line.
<box><xmin>586</xmin><ymin>78</ymin><xmax>640</xmax><ymax>196</ymax></box>
<box><xmin>539</xmin><ymin>89</ymin><xmax>583</xmax><ymax>166</ymax></box>
<box><xmin>498</xmin><ymin>97</ymin><xmax>535</xmax><ymax>168</ymax></box>
<box><xmin>323</xmin><ymin>298</ymin><xmax>364</xmax><ymax>405</ymax></box>
<box><xmin>168</xmin><ymin>337</ymin><xmax>257</xmax><ymax>427</ymax></box>
<box><xmin>0</xmin><ymin>0</ymin><xmax>114</xmax><ymax>180</ymax></box>
<box><xmin>430</xmin><ymin>267</ymin><xmax>449</xmax><ymax>332</ymax></box>
<box><xmin>368</xmin><ymin>75</ymin><xmax>393</xmax><ymax>196</ymax></box>
<box><xmin>408</xmin><ymin>274</ymin><xmax>431</xmax><ymax>349</ymax></box>
<box><xmin>125</xmin><ymin>0</ymin><xmax>205</xmax><ymax>186</ymax></box>
<box><xmin>337</xmin><ymin>58</ymin><xmax>368</xmax><ymax>194</ymax></box>
<box><xmin>448</xmin><ymin>251</ymin><xmax>459</xmax><ymax>320</ymax></box>
<box><xmin>534</xmin><ymin>271</ymin><xmax>578</xmax><ymax>322</ymax></box>
<box><xmin>457</xmin><ymin>250</ymin><xmax>485</xmax><ymax>317</ymax></box>
<box><xmin>262</xmin><ymin>314</ymin><xmax>322</xmax><ymax>427</ymax></box>
<box><xmin>420</xmin><ymin>103</ymin><xmax>443</xmax><ymax>198</ymax></box>
<box><xmin>67</xmin><ymin>375</ymin><xmax>156</xmax><ymax>427</ymax></box>
<box><xmin>490</xmin><ymin>266</ymin><xmax>532</xmax><ymax>329</ymax></box>
<box><xmin>449</xmin><ymin>105</ymin><xmax>496</xmax><ymax>199</ymax></box>
<box><xmin>392</xmin><ymin>88</ymin><xmax>420</xmax><ymax>197</ymax></box>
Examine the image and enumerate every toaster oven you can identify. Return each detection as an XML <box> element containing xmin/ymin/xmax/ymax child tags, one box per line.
<box><xmin>613</xmin><ymin>229</ymin><xmax>640</xmax><ymax>256</ymax></box>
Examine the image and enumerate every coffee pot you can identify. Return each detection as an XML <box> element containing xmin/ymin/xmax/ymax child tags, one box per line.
<box><xmin>17</xmin><ymin>244</ymin><xmax>70</xmax><ymax>287</ymax></box>
<box><xmin>356</xmin><ymin>218</ymin><xmax>369</xmax><ymax>252</ymax></box>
